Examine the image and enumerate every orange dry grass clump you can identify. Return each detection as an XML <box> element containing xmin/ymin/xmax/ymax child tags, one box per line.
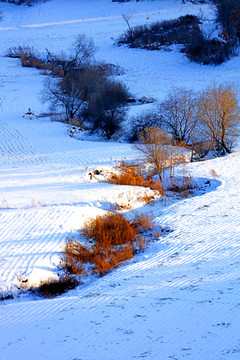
<box><xmin>108</xmin><ymin>163</ymin><xmax>145</xmax><ymax>186</ymax></box>
<box><xmin>63</xmin><ymin>212</ymin><xmax>153</xmax><ymax>277</ymax></box>
<box><xmin>133</xmin><ymin>213</ymin><xmax>153</xmax><ymax>232</ymax></box>
<box><xmin>107</xmin><ymin>163</ymin><xmax>165</xmax><ymax>196</ymax></box>
<box><xmin>82</xmin><ymin>212</ymin><xmax>137</xmax><ymax>246</ymax></box>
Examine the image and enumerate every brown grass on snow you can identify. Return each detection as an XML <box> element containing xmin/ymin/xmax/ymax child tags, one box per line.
<box><xmin>62</xmin><ymin>212</ymin><xmax>153</xmax><ymax>277</ymax></box>
<box><xmin>107</xmin><ymin>162</ymin><xmax>165</xmax><ymax>196</ymax></box>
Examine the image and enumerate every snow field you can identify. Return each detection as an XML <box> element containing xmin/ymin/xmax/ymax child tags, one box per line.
<box><xmin>0</xmin><ymin>0</ymin><xmax>240</xmax><ymax>359</ymax></box>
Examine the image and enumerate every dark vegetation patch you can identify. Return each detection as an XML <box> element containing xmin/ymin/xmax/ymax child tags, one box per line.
<box><xmin>167</xmin><ymin>176</ymin><xmax>195</xmax><ymax>197</ymax></box>
<box><xmin>184</xmin><ymin>32</ymin><xmax>237</xmax><ymax>65</ymax></box>
<box><xmin>118</xmin><ymin>14</ymin><xmax>238</xmax><ymax>65</ymax></box>
<box><xmin>118</xmin><ymin>15</ymin><xmax>200</xmax><ymax>49</ymax></box>
<box><xmin>6</xmin><ymin>38</ymin><xmax>131</xmax><ymax>139</ymax></box>
<box><xmin>0</xmin><ymin>0</ymin><xmax>48</xmax><ymax>6</ymax></box>
<box><xmin>30</xmin><ymin>276</ymin><xmax>80</xmax><ymax>298</ymax></box>
<box><xmin>0</xmin><ymin>292</ymin><xmax>14</xmax><ymax>301</ymax></box>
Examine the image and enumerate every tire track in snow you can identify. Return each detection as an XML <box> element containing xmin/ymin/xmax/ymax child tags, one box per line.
<box><xmin>0</xmin><ymin>119</ymin><xmax>137</xmax><ymax>168</ymax></box>
<box><xmin>42</xmin><ymin>141</ymin><xmax>137</xmax><ymax>167</ymax></box>
<box><xmin>0</xmin><ymin>121</ymin><xmax>47</xmax><ymax>167</ymax></box>
<box><xmin>0</xmin><ymin>8</ymin><xmax>187</xmax><ymax>31</ymax></box>
<box><xmin>0</xmin><ymin>206</ymin><xmax>78</xmax><ymax>287</ymax></box>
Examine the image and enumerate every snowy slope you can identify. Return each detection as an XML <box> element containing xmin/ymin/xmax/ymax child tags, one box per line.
<box><xmin>0</xmin><ymin>1</ymin><xmax>240</xmax><ymax>359</ymax></box>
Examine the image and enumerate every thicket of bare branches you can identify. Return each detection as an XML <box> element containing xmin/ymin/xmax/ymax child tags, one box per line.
<box><xmin>42</xmin><ymin>72</ymin><xmax>91</xmax><ymax>127</ymax></box>
<box><xmin>132</xmin><ymin>83</ymin><xmax>240</xmax><ymax>160</ymax></box>
<box><xmin>213</xmin><ymin>0</ymin><xmax>240</xmax><ymax>37</ymax></box>
<box><xmin>40</xmin><ymin>34</ymin><xmax>130</xmax><ymax>138</ymax></box>
<box><xmin>197</xmin><ymin>83</ymin><xmax>240</xmax><ymax>155</ymax></box>
<box><xmin>45</xmin><ymin>34</ymin><xmax>96</xmax><ymax>77</ymax></box>
<box><xmin>129</xmin><ymin>111</ymin><xmax>160</xmax><ymax>142</ymax></box>
<box><xmin>135</xmin><ymin>127</ymin><xmax>171</xmax><ymax>181</ymax></box>
<box><xmin>158</xmin><ymin>88</ymin><xmax>198</xmax><ymax>145</ymax></box>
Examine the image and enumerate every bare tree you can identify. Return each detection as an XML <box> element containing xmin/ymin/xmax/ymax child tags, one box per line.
<box><xmin>122</xmin><ymin>13</ymin><xmax>132</xmax><ymax>32</ymax></box>
<box><xmin>42</xmin><ymin>65</ymin><xmax>129</xmax><ymax>135</ymax></box>
<box><xmin>42</xmin><ymin>70</ymin><xmax>97</xmax><ymax>125</ymax></box>
<box><xmin>72</xmin><ymin>34</ymin><xmax>96</xmax><ymax>65</ymax></box>
<box><xmin>136</xmin><ymin>127</ymin><xmax>171</xmax><ymax>181</ymax></box>
<box><xmin>46</xmin><ymin>34</ymin><xmax>96</xmax><ymax>77</ymax></box>
<box><xmin>158</xmin><ymin>87</ymin><xmax>198</xmax><ymax>145</ymax></box>
<box><xmin>129</xmin><ymin>110</ymin><xmax>159</xmax><ymax>142</ymax></box>
<box><xmin>86</xmin><ymin>79</ymin><xmax>130</xmax><ymax>139</ymax></box>
<box><xmin>197</xmin><ymin>83</ymin><xmax>240</xmax><ymax>156</ymax></box>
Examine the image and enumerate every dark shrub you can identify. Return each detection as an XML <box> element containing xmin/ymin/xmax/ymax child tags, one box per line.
<box><xmin>118</xmin><ymin>15</ymin><xmax>201</xmax><ymax>49</ymax></box>
<box><xmin>129</xmin><ymin>110</ymin><xmax>160</xmax><ymax>142</ymax></box>
<box><xmin>86</xmin><ymin>79</ymin><xmax>130</xmax><ymax>139</ymax></box>
<box><xmin>42</xmin><ymin>64</ymin><xmax>130</xmax><ymax>135</ymax></box>
<box><xmin>33</xmin><ymin>276</ymin><xmax>79</xmax><ymax>298</ymax></box>
<box><xmin>118</xmin><ymin>13</ymin><xmax>238</xmax><ymax>65</ymax></box>
<box><xmin>184</xmin><ymin>34</ymin><xmax>238</xmax><ymax>65</ymax></box>
<box><xmin>213</xmin><ymin>0</ymin><xmax>240</xmax><ymax>36</ymax></box>
<box><xmin>0</xmin><ymin>292</ymin><xmax>14</xmax><ymax>301</ymax></box>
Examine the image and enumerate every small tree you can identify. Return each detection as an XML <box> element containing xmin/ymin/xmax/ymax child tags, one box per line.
<box><xmin>46</xmin><ymin>34</ymin><xmax>96</xmax><ymax>77</ymax></box>
<box><xmin>136</xmin><ymin>127</ymin><xmax>171</xmax><ymax>181</ymax></box>
<box><xmin>158</xmin><ymin>87</ymin><xmax>198</xmax><ymax>145</ymax></box>
<box><xmin>42</xmin><ymin>65</ymin><xmax>129</xmax><ymax>136</ymax></box>
<box><xmin>197</xmin><ymin>83</ymin><xmax>240</xmax><ymax>156</ymax></box>
<box><xmin>42</xmin><ymin>66</ymin><xmax>107</xmax><ymax>125</ymax></box>
<box><xmin>42</xmin><ymin>74</ymin><xmax>88</xmax><ymax>126</ymax></box>
<box><xmin>129</xmin><ymin>110</ymin><xmax>160</xmax><ymax>142</ymax></box>
<box><xmin>86</xmin><ymin>79</ymin><xmax>130</xmax><ymax>139</ymax></box>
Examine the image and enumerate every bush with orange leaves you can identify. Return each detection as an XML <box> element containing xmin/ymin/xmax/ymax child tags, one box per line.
<box><xmin>62</xmin><ymin>212</ymin><xmax>153</xmax><ymax>277</ymax></box>
<box><xmin>107</xmin><ymin>162</ymin><xmax>165</xmax><ymax>196</ymax></box>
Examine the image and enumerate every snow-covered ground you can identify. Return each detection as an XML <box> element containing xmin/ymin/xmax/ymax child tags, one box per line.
<box><xmin>0</xmin><ymin>1</ymin><xmax>240</xmax><ymax>359</ymax></box>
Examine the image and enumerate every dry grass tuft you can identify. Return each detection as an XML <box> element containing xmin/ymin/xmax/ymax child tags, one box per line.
<box><xmin>82</xmin><ymin>212</ymin><xmax>137</xmax><ymax>247</ymax></box>
<box><xmin>107</xmin><ymin>162</ymin><xmax>165</xmax><ymax>197</ymax></box>
<box><xmin>62</xmin><ymin>212</ymin><xmax>155</xmax><ymax>277</ymax></box>
<box><xmin>137</xmin><ymin>191</ymin><xmax>155</xmax><ymax>204</ymax></box>
<box><xmin>133</xmin><ymin>213</ymin><xmax>153</xmax><ymax>232</ymax></box>
<box><xmin>167</xmin><ymin>176</ymin><xmax>195</xmax><ymax>196</ymax></box>
<box><xmin>210</xmin><ymin>168</ymin><xmax>218</xmax><ymax>179</ymax></box>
